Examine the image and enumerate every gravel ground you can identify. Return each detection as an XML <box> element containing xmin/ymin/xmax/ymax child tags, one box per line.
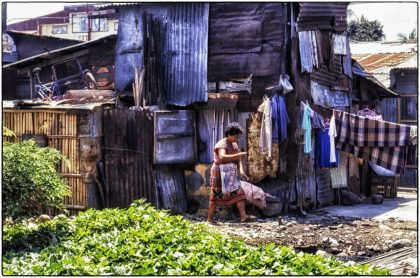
<box><xmin>185</xmin><ymin>211</ymin><xmax>417</xmax><ymax>275</ymax></box>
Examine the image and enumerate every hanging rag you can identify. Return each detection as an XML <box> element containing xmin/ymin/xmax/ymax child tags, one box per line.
<box><xmin>315</xmin><ymin>128</ymin><xmax>339</xmax><ymax>169</ymax></box>
<box><xmin>271</xmin><ymin>95</ymin><xmax>289</xmax><ymax>143</ymax></box>
<box><xmin>311</xmin><ymin>112</ymin><xmax>325</xmax><ymax>130</ymax></box>
<box><xmin>302</xmin><ymin>105</ymin><xmax>312</xmax><ymax>153</ymax></box>
<box><xmin>410</xmin><ymin>125</ymin><xmax>417</xmax><ymax>145</ymax></box>
<box><xmin>258</xmin><ymin>97</ymin><xmax>272</xmax><ymax>159</ymax></box>
<box><xmin>298</xmin><ymin>31</ymin><xmax>318</xmax><ymax>73</ymax></box>
<box><xmin>328</xmin><ymin>114</ymin><xmax>337</xmax><ymax>163</ymax></box>
<box><xmin>334</xmin><ymin>110</ymin><xmax>410</xmax><ymax>174</ymax></box>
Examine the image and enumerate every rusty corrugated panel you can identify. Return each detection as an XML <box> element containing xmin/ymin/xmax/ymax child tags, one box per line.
<box><xmin>315</xmin><ymin>168</ymin><xmax>334</xmax><ymax>206</ymax></box>
<box><xmin>297</xmin><ymin>2</ymin><xmax>349</xmax><ymax>32</ymax></box>
<box><xmin>197</xmin><ymin>109</ymin><xmax>240</xmax><ymax>163</ymax></box>
<box><xmin>154</xmin><ymin>165</ymin><xmax>187</xmax><ymax>213</ymax></box>
<box><xmin>310</xmin><ymin>80</ymin><xmax>350</xmax><ymax>107</ymax></box>
<box><xmin>163</xmin><ymin>3</ymin><xmax>209</xmax><ymax>106</ymax></box>
<box><xmin>208</xmin><ymin>3</ymin><xmax>288</xmax><ymax>79</ymax></box>
<box><xmin>102</xmin><ymin>108</ymin><xmax>156</xmax><ymax>208</ymax></box>
<box><xmin>310</xmin><ymin>65</ymin><xmax>340</xmax><ymax>87</ymax></box>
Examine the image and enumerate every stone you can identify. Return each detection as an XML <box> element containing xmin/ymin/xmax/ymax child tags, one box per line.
<box><xmin>379</xmin><ymin>224</ymin><xmax>392</xmax><ymax>231</ymax></box>
<box><xmin>340</xmin><ymin>189</ymin><xmax>362</xmax><ymax>205</ymax></box>
<box><xmin>390</xmin><ymin>239</ymin><xmax>412</xmax><ymax>250</ymax></box>
<box><xmin>279</xmin><ymin>226</ymin><xmax>287</xmax><ymax>231</ymax></box>
<box><xmin>316</xmin><ymin>250</ymin><xmax>330</xmax><ymax>258</ymax></box>
<box><xmin>54</xmin><ymin>214</ymin><xmax>67</xmax><ymax>220</ymax></box>
<box><xmin>371</xmin><ymin>194</ymin><xmax>384</xmax><ymax>204</ymax></box>
<box><xmin>262</xmin><ymin>202</ymin><xmax>283</xmax><ymax>217</ymax></box>
<box><xmin>345</xmin><ymin>241</ymin><xmax>352</xmax><ymax>245</ymax></box>
<box><xmin>38</xmin><ymin>214</ymin><xmax>51</xmax><ymax>222</ymax></box>
<box><xmin>303</xmin><ymin>227</ymin><xmax>311</xmax><ymax>232</ymax></box>
<box><xmin>357</xmin><ymin>251</ymin><xmax>366</xmax><ymax>256</ymax></box>
<box><xmin>330</xmin><ymin>248</ymin><xmax>341</xmax><ymax>254</ymax></box>
<box><xmin>373</xmin><ymin>245</ymin><xmax>382</xmax><ymax>252</ymax></box>
<box><xmin>329</xmin><ymin>226</ymin><xmax>338</xmax><ymax>230</ymax></box>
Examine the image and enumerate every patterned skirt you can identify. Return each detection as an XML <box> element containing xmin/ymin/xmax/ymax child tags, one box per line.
<box><xmin>209</xmin><ymin>163</ymin><xmax>246</xmax><ymax>207</ymax></box>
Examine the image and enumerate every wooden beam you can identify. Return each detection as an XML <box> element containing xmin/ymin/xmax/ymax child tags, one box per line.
<box><xmin>19</xmin><ymin>49</ymin><xmax>90</xmax><ymax>72</ymax></box>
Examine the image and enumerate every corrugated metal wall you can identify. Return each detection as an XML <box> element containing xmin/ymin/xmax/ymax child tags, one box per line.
<box><xmin>163</xmin><ymin>3</ymin><xmax>209</xmax><ymax>106</ymax></box>
<box><xmin>102</xmin><ymin>108</ymin><xmax>156</xmax><ymax>207</ymax></box>
<box><xmin>208</xmin><ymin>3</ymin><xmax>288</xmax><ymax>80</ymax></box>
<box><xmin>3</xmin><ymin>109</ymin><xmax>85</xmax><ymax>215</ymax></box>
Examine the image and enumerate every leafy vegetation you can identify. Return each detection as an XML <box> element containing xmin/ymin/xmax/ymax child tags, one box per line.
<box><xmin>3</xmin><ymin>200</ymin><xmax>390</xmax><ymax>275</ymax></box>
<box><xmin>2</xmin><ymin>139</ymin><xmax>71</xmax><ymax>221</ymax></box>
<box><xmin>348</xmin><ymin>15</ymin><xmax>385</xmax><ymax>42</ymax></box>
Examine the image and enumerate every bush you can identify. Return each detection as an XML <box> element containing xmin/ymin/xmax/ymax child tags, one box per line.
<box><xmin>2</xmin><ymin>139</ymin><xmax>71</xmax><ymax>221</ymax></box>
<box><xmin>2</xmin><ymin>200</ymin><xmax>390</xmax><ymax>275</ymax></box>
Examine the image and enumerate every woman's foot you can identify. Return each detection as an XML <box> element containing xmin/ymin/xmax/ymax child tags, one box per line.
<box><xmin>240</xmin><ymin>215</ymin><xmax>257</xmax><ymax>223</ymax></box>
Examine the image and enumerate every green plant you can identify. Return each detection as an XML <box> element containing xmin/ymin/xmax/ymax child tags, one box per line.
<box><xmin>2</xmin><ymin>200</ymin><xmax>391</xmax><ymax>275</ymax></box>
<box><xmin>2</xmin><ymin>139</ymin><xmax>71</xmax><ymax>221</ymax></box>
<box><xmin>3</xmin><ymin>126</ymin><xmax>16</xmax><ymax>137</ymax></box>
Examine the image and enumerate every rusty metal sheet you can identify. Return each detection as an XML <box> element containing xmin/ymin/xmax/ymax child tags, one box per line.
<box><xmin>197</xmin><ymin>109</ymin><xmax>240</xmax><ymax>163</ymax></box>
<box><xmin>310</xmin><ymin>65</ymin><xmax>339</xmax><ymax>87</ymax></box>
<box><xmin>163</xmin><ymin>3</ymin><xmax>209</xmax><ymax>106</ymax></box>
<box><xmin>208</xmin><ymin>3</ymin><xmax>288</xmax><ymax>79</ymax></box>
<box><xmin>298</xmin><ymin>31</ymin><xmax>317</xmax><ymax>73</ymax></box>
<box><xmin>297</xmin><ymin>3</ymin><xmax>349</xmax><ymax>32</ymax></box>
<box><xmin>154</xmin><ymin>110</ymin><xmax>196</xmax><ymax>164</ymax></box>
<box><xmin>102</xmin><ymin>108</ymin><xmax>156</xmax><ymax>208</ymax></box>
<box><xmin>310</xmin><ymin>80</ymin><xmax>350</xmax><ymax>107</ymax></box>
<box><xmin>154</xmin><ymin>164</ymin><xmax>187</xmax><ymax>213</ymax></box>
<box><xmin>315</xmin><ymin>168</ymin><xmax>334</xmax><ymax>206</ymax></box>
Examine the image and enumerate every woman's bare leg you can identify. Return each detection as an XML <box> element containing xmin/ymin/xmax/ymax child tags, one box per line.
<box><xmin>236</xmin><ymin>200</ymin><xmax>248</xmax><ymax>221</ymax></box>
<box><xmin>207</xmin><ymin>201</ymin><xmax>216</xmax><ymax>223</ymax></box>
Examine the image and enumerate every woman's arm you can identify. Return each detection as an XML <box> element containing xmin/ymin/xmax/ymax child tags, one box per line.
<box><xmin>218</xmin><ymin>148</ymin><xmax>247</xmax><ymax>163</ymax></box>
<box><xmin>238</xmin><ymin>158</ymin><xmax>250</xmax><ymax>181</ymax></box>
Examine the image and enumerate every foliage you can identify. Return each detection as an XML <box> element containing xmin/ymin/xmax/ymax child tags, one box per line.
<box><xmin>3</xmin><ymin>126</ymin><xmax>16</xmax><ymax>137</ymax></box>
<box><xmin>348</xmin><ymin>15</ymin><xmax>385</xmax><ymax>42</ymax></box>
<box><xmin>397</xmin><ymin>28</ymin><xmax>417</xmax><ymax>41</ymax></box>
<box><xmin>2</xmin><ymin>139</ymin><xmax>71</xmax><ymax>221</ymax></box>
<box><xmin>3</xmin><ymin>200</ymin><xmax>391</xmax><ymax>275</ymax></box>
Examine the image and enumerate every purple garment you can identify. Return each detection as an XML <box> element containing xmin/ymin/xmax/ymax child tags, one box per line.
<box><xmin>271</xmin><ymin>95</ymin><xmax>289</xmax><ymax>143</ymax></box>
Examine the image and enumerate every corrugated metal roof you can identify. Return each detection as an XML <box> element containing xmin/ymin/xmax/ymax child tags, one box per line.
<box><xmin>352</xmin><ymin>52</ymin><xmax>416</xmax><ymax>71</ymax></box>
<box><xmin>352</xmin><ymin>60</ymin><xmax>399</xmax><ymax>98</ymax></box>
<box><xmin>163</xmin><ymin>3</ymin><xmax>209</xmax><ymax>106</ymax></box>
<box><xmin>297</xmin><ymin>2</ymin><xmax>349</xmax><ymax>31</ymax></box>
<box><xmin>3</xmin><ymin>34</ymin><xmax>117</xmax><ymax>69</ymax></box>
<box><xmin>96</xmin><ymin>3</ymin><xmax>140</xmax><ymax>9</ymax></box>
<box><xmin>350</xmin><ymin>41</ymin><xmax>417</xmax><ymax>55</ymax></box>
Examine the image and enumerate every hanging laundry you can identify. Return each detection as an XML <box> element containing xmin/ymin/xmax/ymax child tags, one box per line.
<box><xmin>328</xmin><ymin>114</ymin><xmax>337</xmax><ymax>163</ymax></box>
<box><xmin>311</xmin><ymin>112</ymin><xmax>325</xmax><ymax>130</ymax></box>
<box><xmin>258</xmin><ymin>97</ymin><xmax>272</xmax><ymax>159</ymax></box>
<box><xmin>357</xmin><ymin>107</ymin><xmax>382</xmax><ymax>120</ymax></box>
<box><xmin>334</xmin><ymin>110</ymin><xmax>411</xmax><ymax>174</ymax></box>
<box><xmin>298</xmin><ymin>31</ymin><xmax>318</xmax><ymax>73</ymax></box>
<box><xmin>271</xmin><ymin>95</ymin><xmax>289</xmax><ymax>143</ymax></box>
<box><xmin>315</xmin><ymin>128</ymin><xmax>339</xmax><ymax>169</ymax></box>
<box><xmin>330</xmin><ymin>152</ymin><xmax>347</xmax><ymax>188</ymax></box>
<box><xmin>333</xmin><ymin>34</ymin><xmax>347</xmax><ymax>55</ymax></box>
<box><xmin>302</xmin><ymin>105</ymin><xmax>312</xmax><ymax>153</ymax></box>
<box><xmin>410</xmin><ymin>125</ymin><xmax>417</xmax><ymax>145</ymax></box>
<box><xmin>247</xmin><ymin>113</ymin><xmax>279</xmax><ymax>183</ymax></box>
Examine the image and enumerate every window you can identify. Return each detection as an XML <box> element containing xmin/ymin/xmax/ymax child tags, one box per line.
<box><xmin>114</xmin><ymin>21</ymin><xmax>118</xmax><ymax>31</ymax></box>
<box><xmin>92</xmin><ymin>18</ymin><xmax>108</xmax><ymax>32</ymax></box>
<box><xmin>72</xmin><ymin>13</ymin><xmax>88</xmax><ymax>33</ymax></box>
<box><xmin>52</xmin><ymin>25</ymin><xmax>68</xmax><ymax>34</ymax></box>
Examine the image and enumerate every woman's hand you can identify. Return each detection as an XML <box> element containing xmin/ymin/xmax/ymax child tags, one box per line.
<box><xmin>238</xmin><ymin>152</ymin><xmax>247</xmax><ymax>159</ymax></box>
<box><xmin>239</xmin><ymin>172</ymin><xmax>250</xmax><ymax>181</ymax></box>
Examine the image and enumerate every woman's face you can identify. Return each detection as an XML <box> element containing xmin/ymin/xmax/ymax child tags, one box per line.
<box><xmin>227</xmin><ymin>134</ymin><xmax>240</xmax><ymax>143</ymax></box>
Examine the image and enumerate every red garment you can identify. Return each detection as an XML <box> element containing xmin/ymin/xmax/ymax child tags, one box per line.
<box><xmin>209</xmin><ymin>138</ymin><xmax>246</xmax><ymax>206</ymax></box>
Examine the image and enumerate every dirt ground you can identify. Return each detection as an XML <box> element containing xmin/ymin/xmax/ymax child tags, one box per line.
<box><xmin>186</xmin><ymin>211</ymin><xmax>417</xmax><ymax>275</ymax></box>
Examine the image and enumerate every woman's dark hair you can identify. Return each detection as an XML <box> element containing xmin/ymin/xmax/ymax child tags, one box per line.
<box><xmin>224</xmin><ymin>122</ymin><xmax>244</xmax><ymax>137</ymax></box>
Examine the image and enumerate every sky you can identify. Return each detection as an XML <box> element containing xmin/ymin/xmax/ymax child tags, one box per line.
<box><xmin>5</xmin><ymin>1</ymin><xmax>419</xmax><ymax>42</ymax></box>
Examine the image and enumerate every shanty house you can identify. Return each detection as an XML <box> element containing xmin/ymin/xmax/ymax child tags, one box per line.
<box><xmin>2</xmin><ymin>3</ymin><xmax>413</xmax><ymax>217</ymax></box>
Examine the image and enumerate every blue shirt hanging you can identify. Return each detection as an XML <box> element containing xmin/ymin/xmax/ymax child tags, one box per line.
<box><xmin>315</xmin><ymin>128</ymin><xmax>339</xmax><ymax>168</ymax></box>
<box><xmin>271</xmin><ymin>95</ymin><xmax>289</xmax><ymax>143</ymax></box>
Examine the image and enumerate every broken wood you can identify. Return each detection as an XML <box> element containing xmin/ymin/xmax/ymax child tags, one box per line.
<box><xmin>210</xmin><ymin>74</ymin><xmax>253</xmax><ymax>94</ymax></box>
<box><xmin>64</xmin><ymin>89</ymin><xmax>115</xmax><ymax>100</ymax></box>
